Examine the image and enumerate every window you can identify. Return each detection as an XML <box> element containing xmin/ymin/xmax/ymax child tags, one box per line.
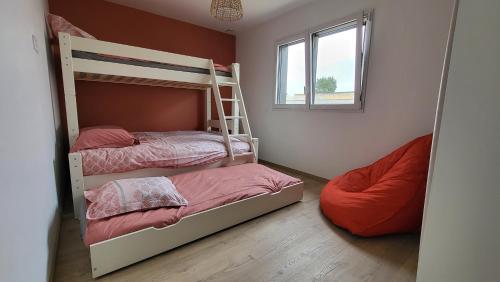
<box><xmin>274</xmin><ymin>10</ymin><xmax>372</xmax><ymax>110</ymax></box>
<box><xmin>275</xmin><ymin>38</ymin><xmax>307</xmax><ymax>107</ymax></box>
<box><xmin>311</xmin><ymin>21</ymin><xmax>359</xmax><ymax>107</ymax></box>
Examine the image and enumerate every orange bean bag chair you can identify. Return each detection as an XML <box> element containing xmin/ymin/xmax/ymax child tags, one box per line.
<box><xmin>320</xmin><ymin>134</ymin><xmax>432</xmax><ymax>236</ymax></box>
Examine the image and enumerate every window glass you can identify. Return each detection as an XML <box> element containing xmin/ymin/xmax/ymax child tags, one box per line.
<box><xmin>312</xmin><ymin>22</ymin><xmax>357</xmax><ymax>105</ymax></box>
<box><xmin>276</xmin><ymin>40</ymin><xmax>306</xmax><ymax>105</ymax></box>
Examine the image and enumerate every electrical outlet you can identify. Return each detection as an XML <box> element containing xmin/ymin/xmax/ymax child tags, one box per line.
<box><xmin>32</xmin><ymin>34</ymin><xmax>39</xmax><ymax>54</ymax></box>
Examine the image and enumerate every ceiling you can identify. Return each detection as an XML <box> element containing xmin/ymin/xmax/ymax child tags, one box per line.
<box><xmin>105</xmin><ymin>0</ymin><xmax>318</xmax><ymax>33</ymax></box>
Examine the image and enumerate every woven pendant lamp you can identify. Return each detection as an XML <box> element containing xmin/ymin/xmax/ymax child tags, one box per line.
<box><xmin>210</xmin><ymin>0</ymin><xmax>243</xmax><ymax>22</ymax></box>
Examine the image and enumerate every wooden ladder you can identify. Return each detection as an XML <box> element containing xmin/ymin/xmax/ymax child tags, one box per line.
<box><xmin>208</xmin><ymin>60</ymin><xmax>256</xmax><ymax>162</ymax></box>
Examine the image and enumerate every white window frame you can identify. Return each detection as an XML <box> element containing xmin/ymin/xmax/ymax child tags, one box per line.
<box><xmin>273</xmin><ymin>9</ymin><xmax>373</xmax><ymax>111</ymax></box>
<box><xmin>273</xmin><ymin>32</ymin><xmax>310</xmax><ymax>110</ymax></box>
<box><xmin>310</xmin><ymin>11</ymin><xmax>363</xmax><ymax>110</ymax></box>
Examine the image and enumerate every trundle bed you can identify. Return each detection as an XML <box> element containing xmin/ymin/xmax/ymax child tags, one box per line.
<box><xmin>83</xmin><ymin>164</ymin><xmax>303</xmax><ymax>277</ymax></box>
<box><xmin>58</xmin><ymin>31</ymin><xmax>303</xmax><ymax>278</ymax></box>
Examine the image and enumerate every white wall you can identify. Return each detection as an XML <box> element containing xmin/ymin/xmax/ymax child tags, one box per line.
<box><xmin>237</xmin><ymin>0</ymin><xmax>454</xmax><ymax>179</ymax></box>
<box><xmin>0</xmin><ymin>0</ymin><xmax>64</xmax><ymax>281</ymax></box>
<box><xmin>417</xmin><ymin>1</ymin><xmax>500</xmax><ymax>281</ymax></box>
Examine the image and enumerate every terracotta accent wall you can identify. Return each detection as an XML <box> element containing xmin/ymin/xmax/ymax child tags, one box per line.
<box><xmin>49</xmin><ymin>0</ymin><xmax>235</xmax><ymax>133</ymax></box>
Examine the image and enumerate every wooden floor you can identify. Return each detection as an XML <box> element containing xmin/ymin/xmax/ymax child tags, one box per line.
<box><xmin>53</xmin><ymin>163</ymin><xmax>420</xmax><ymax>282</ymax></box>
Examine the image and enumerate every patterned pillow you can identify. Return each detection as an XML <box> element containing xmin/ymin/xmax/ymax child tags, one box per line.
<box><xmin>47</xmin><ymin>13</ymin><xmax>96</xmax><ymax>39</ymax></box>
<box><xmin>85</xmin><ymin>177</ymin><xmax>188</xmax><ymax>220</ymax></box>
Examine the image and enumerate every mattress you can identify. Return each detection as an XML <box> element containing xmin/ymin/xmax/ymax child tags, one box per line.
<box><xmin>73</xmin><ymin>50</ymin><xmax>232</xmax><ymax>77</ymax></box>
<box><xmin>84</xmin><ymin>164</ymin><xmax>302</xmax><ymax>245</ymax></box>
<box><xmin>79</xmin><ymin>131</ymin><xmax>250</xmax><ymax>176</ymax></box>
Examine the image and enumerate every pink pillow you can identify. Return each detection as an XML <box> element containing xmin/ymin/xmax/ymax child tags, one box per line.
<box><xmin>46</xmin><ymin>13</ymin><xmax>96</xmax><ymax>39</ymax></box>
<box><xmin>214</xmin><ymin>64</ymin><xmax>231</xmax><ymax>72</ymax></box>
<box><xmin>70</xmin><ymin>126</ymin><xmax>137</xmax><ymax>152</ymax></box>
<box><xmin>85</xmin><ymin>177</ymin><xmax>188</xmax><ymax>220</ymax></box>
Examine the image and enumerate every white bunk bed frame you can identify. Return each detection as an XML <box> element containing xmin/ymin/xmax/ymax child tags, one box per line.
<box><xmin>58</xmin><ymin>33</ymin><xmax>303</xmax><ymax>278</ymax></box>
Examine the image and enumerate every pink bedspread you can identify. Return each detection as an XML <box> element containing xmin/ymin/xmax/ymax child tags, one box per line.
<box><xmin>80</xmin><ymin>131</ymin><xmax>250</xmax><ymax>176</ymax></box>
<box><xmin>84</xmin><ymin>164</ymin><xmax>302</xmax><ymax>245</ymax></box>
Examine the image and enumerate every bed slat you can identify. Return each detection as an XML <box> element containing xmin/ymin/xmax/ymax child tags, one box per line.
<box><xmin>72</xmin><ymin>58</ymin><xmax>233</xmax><ymax>89</ymax></box>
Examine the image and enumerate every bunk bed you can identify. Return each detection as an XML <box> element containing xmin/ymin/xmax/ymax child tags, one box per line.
<box><xmin>60</xmin><ymin>33</ymin><xmax>259</xmax><ymax>217</ymax></box>
<box><xmin>58</xmin><ymin>32</ymin><xmax>303</xmax><ymax>278</ymax></box>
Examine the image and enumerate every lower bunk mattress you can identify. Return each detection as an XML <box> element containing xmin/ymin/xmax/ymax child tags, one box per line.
<box><xmin>84</xmin><ymin>163</ymin><xmax>302</xmax><ymax>246</ymax></box>
<box><xmin>80</xmin><ymin>131</ymin><xmax>250</xmax><ymax>176</ymax></box>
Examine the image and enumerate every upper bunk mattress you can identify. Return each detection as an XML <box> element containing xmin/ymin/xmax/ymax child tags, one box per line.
<box><xmin>84</xmin><ymin>164</ymin><xmax>302</xmax><ymax>245</ymax></box>
<box><xmin>79</xmin><ymin>131</ymin><xmax>250</xmax><ymax>176</ymax></box>
<box><xmin>72</xmin><ymin>51</ymin><xmax>232</xmax><ymax>77</ymax></box>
